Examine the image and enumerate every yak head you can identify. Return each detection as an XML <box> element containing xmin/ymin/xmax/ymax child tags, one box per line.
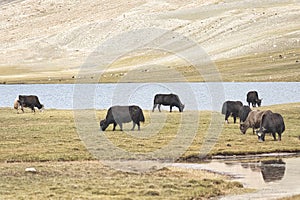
<box><xmin>39</xmin><ymin>104</ymin><xmax>45</xmax><ymax>112</ymax></box>
<box><xmin>179</xmin><ymin>104</ymin><xmax>185</xmax><ymax>112</ymax></box>
<box><xmin>100</xmin><ymin>119</ymin><xmax>108</xmax><ymax>131</ymax></box>
<box><xmin>239</xmin><ymin>122</ymin><xmax>247</xmax><ymax>134</ymax></box>
<box><xmin>256</xmin><ymin>99</ymin><xmax>263</xmax><ymax>107</ymax></box>
<box><xmin>256</xmin><ymin>127</ymin><xmax>266</xmax><ymax>142</ymax></box>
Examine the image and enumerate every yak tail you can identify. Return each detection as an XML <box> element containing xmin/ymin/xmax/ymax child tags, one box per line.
<box><xmin>279</xmin><ymin>114</ymin><xmax>285</xmax><ymax>133</ymax></box>
<box><xmin>139</xmin><ymin>110</ymin><xmax>145</xmax><ymax>122</ymax></box>
<box><xmin>221</xmin><ymin>103</ymin><xmax>227</xmax><ymax>114</ymax></box>
<box><xmin>281</xmin><ymin>120</ymin><xmax>285</xmax><ymax>133</ymax></box>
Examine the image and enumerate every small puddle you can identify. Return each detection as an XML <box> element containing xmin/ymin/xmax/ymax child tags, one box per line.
<box><xmin>171</xmin><ymin>155</ymin><xmax>300</xmax><ymax>200</ymax></box>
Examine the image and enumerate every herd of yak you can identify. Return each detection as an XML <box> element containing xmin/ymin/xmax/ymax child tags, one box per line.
<box><xmin>13</xmin><ymin>90</ymin><xmax>285</xmax><ymax>142</ymax></box>
<box><xmin>221</xmin><ymin>91</ymin><xmax>285</xmax><ymax>142</ymax></box>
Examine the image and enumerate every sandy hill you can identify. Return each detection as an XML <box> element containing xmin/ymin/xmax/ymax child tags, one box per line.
<box><xmin>0</xmin><ymin>0</ymin><xmax>299</xmax><ymax>83</ymax></box>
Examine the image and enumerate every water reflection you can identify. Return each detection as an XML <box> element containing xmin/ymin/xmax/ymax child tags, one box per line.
<box><xmin>220</xmin><ymin>157</ymin><xmax>300</xmax><ymax>200</ymax></box>
<box><xmin>240</xmin><ymin>159</ymin><xmax>286</xmax><ymax>183</ymax></box>
<box><xmin>171</xmin><ymin>156</ymin><xmax>297</xmax><ymax>187</ymax></box>
<box><xmin>171</xmin><ymin>156</ymin><xmax>300</xmax><ymax>199</ymax></box>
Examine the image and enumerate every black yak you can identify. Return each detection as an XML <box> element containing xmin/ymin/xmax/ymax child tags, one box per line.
<box><xmin>152</xmin><ymin>93</ymin><xmax>184</xmax><ymax>112</ymax></box>
<box><xmin>100</xmin><ymin>105</ymin><xmax>145</xmax><ymax>131</ymax></box>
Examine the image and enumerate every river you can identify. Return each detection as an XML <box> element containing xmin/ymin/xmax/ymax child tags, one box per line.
<box><xmin>0</xmin><ymin>82</ymin><xmax>300</xmax><ymax>110</ymax></box>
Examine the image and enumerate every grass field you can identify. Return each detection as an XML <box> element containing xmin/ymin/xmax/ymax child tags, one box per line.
<box><xmin>0</xmin><ymin>103</ymin><xmax>299</xmax><ymax>199</ymax></box>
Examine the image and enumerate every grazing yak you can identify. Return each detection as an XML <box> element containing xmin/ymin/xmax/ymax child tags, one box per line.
<box><xmin>240</xmin><ymin>110</ymin><xmax>272</xmax><ymax>134</ymax></box>
<box><xmin>238</xmin><ymin>105</ymin><xmax>252</xmax><ymax>123</ymax></box>
<box><xmin>100</xmin><ymin>105</ymin><xmax>145</xmax><ymax>131</ymax></box>
<box><xmin>15</xmin><ymin>95</ymin><xmax>44</xmax><ymax>113</ymax></box>
<box><xmin>247</xmin><ymin>91</ymin><xmax>262</xmax><ymax>107</ymax></box>
<box><xmin>221</xmin><ymin>101</ymin><xmax>243</xmax><ymax>123</ymax></box>
<box><xmin>152</xmin><ymin>93</ymin><xmax>184</xmax><ymax>112</ymax></box>
<box><xmin>256</xmin><ymin>112</ymin><xmax>285</xmax><ymax>142</ymax></box>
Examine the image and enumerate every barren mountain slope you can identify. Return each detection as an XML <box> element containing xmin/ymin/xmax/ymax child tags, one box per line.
<box><xmin>0</xmin><ymin>0</ymin><xmax>299</xmax><ymax>83</ymax></box>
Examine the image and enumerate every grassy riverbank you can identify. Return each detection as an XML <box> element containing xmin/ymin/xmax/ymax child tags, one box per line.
<box><xmin>0</xmin><ymin>161</ymin><xmax>249</xmax><ymax>199</ymax></box>
<box><xmin>0</xmin><ymin>109</ymin><xmax>248</xmax><ymax>199</ymax></box>
<box><xmin>0</xmin><ymin>103</ymin><xmax>299</xmax><ymax>198</ymax></box>
<box><xmin>1</xmin><ymin>103</ymin><xmax>300</xmax><ymax>162</ymax></box>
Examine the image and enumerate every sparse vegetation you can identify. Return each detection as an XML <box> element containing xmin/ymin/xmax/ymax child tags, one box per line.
<box><xmin>0</xmin><ymin>161</ymin><xmax>251</xmax><ymax>199</ymax></box>
<box><xmin>1</xmin><ymin>49</ymin><xmax>300</xmax><ymax>84</ymax></box>
<box><xmin>278</xmin><ymin>194</ymin><xmax>300</xmax><ymax>200</ymax></box>
<box><xmin>1</xmin><ymin>103</ymin><xmax>299</xmax><ymax>163</ymax></box>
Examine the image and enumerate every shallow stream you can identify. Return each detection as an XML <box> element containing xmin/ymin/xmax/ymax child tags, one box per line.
<box><xmin>172</xmin><ymin>154</ymin><xmax>300</xmax><ymax>200</ymax></box>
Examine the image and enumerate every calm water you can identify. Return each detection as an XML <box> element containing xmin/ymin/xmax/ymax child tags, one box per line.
<box><xmin>0</xmin><ymin>82</ymin><xmax>300</xmax><ymax>111</ymax></box>
<box><xmin>171</xmin><ymin>155</ymin><xmax>300</xmax><ymax>200</ymax></box>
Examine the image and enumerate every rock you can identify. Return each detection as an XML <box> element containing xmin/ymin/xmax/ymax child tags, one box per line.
<box><xmin>25</xmin><ymin>167</ymin><xmax>37</xmax><ymax>173</ymax></box>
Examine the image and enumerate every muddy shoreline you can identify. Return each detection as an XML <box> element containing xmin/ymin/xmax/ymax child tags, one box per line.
<box><xmin>179</xmin><ymin>151</ymin><xmax>300</xmax><ymax>163</ymax></box>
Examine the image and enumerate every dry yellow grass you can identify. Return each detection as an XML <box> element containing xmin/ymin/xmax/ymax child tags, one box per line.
<box><xmin>1</xmin><ymin>102</ymin><xmax>299</xmax><ymax>198</ymax></box>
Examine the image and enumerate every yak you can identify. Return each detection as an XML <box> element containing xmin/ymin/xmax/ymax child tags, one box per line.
<box><xmin>247</xmin><ymin>91</ymin><xmax>262</xmax><ymax>107</ymax></box>
<box><xmin>221</xmin><ymin>101</ymin><xmax>243</xmax><ymax>123</ymax></box>
<box><xmin>16</xmin><ymin>95</ymin><xmax>44</xmax><ymax>113</ymax></box>
<box><xmin>152</xmin><ymin>93</ymin><xmax>184</xmax><ymax>112</ymax></box>
<box><xmin>240</xmin><ymin>110</ymin><xmax>272</xmax><ymax>134</ymax></box>
<box><xmin>238</xmin><ymin>105</ymin><xmax>252</xmax><ymax>123</ymax></box>
<box><xmin>100</xmin><ymin>105</ymin><xmax>145</xmax><ymax>131</ymax></box>
<box><xmin>256</xmin><ymin>112</ymin><xmax>285</xmax><ymax>142</ymax></box>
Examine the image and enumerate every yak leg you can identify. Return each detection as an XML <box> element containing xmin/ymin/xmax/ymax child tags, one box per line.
<box><xmin>278</xmin><ymin>133</ymin><xmax>282</xmax><ymax>141</ymax></box>
<box><xmin>112</xmin><ymin>122</ymin><xmax>117</xmax><ymax>131</ymax></box>
<box><xmin>118</xmin><ymin>123</ymin><xmax>123</xmax><ymax>131</ymax></box>
<box><xmin>225</xmin><ymin>112</ymin><xmax>230</xmax><ymax>123</ymax></box>
<box><xmin>31</xmin><ymin>106</ymin><xmax>35</xmax><ymax>113</ymax></box>
<box><xmin>272</xmin><ymin>132</ymin><xmax>277</xmax><ymax>141</ymax></box>
<box><xmin>152</xmin><ymin>104</ymin><xmax>157</xmax><ymax>112</ymax></box>
<box><xmin>232</xmin><ymin>113</ymin><xmax>237</xmax><ymax>124</ymax></box>
<box><xmin>170</xmin><ymin>106</ymin><xmax>173</xmax><ymax>112</ymax></box>
<box><xmin>137</xmin><ymin>121</ymin><xmax>140</xmax><ymax>131</ymax></box>
<box><xmin>131</xmin><ymin>122</ymin><xmax>140</xmax><ymax>131</ymax></box>
<box><xmin>131</xmin><ymin>122</ymin><xmax>136</xmax><ymax>131</ymax></box>
<box><xmin>158</xmin><ymin>104</ymin><xmax>161</xmax><ymax>112</ymax></box>
<box><xmin>20</xmin><ymin>104</ymin><xmax>25</xmax><ymax>113</ymax></box>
